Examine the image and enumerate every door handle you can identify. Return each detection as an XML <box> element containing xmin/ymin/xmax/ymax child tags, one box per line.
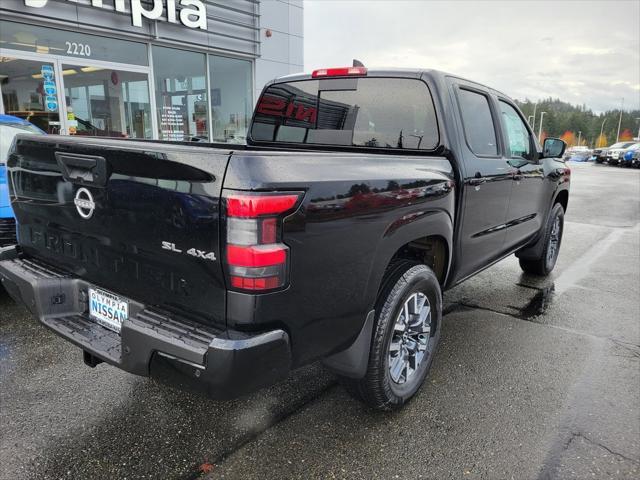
<box><xmin>469</xmin><ymin>177</ymin><xmax>487</xmax><ymax>186</ymax></box>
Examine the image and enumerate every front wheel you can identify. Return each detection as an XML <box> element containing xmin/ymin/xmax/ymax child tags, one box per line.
<box><xmin>340</xmin><ymin>262</ymin><xmax>442</xmax><ymax>411</ymax></box>
<box><xmin>519</xmin><ymin>203</ymin><xmax>565</xmax><ymax>276</ymax></box>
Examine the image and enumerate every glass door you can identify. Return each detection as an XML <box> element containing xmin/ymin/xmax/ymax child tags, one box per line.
<box><xmin>61</xmin><ymin>63</ymin><xmax>152</xmax><ymax>139</ymax></box>
<box><xmin>1</xmin><ymin>50</ymin><xmax>154</xmax><ymax>139</ymax></box>
<box><xmin>0</xmin><ymin>56</ymin><xmax>63</xmax><ymax>134</ymax></box>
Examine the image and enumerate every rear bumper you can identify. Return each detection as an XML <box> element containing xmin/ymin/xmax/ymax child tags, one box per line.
<box><xmin>0</xmin><ymin>248</ymin><xmax>291</xmax><ymax>399</ymax></box>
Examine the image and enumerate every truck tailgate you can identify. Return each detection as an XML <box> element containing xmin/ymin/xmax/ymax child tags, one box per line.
<box><xmin>7</xmin><ymin>135</ymin><xmax>230</xmax><ymax>326</ymax></box>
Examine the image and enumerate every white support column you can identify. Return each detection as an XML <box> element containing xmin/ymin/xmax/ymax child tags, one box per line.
<box><xmin>54</xmin><ymin>60</ymin><xmax>69</xmax><ymax>136</ymax></box>
<box><xmin>205</xmin><ymin>53</ymin><xmax>213</xmax><ymax>142</ymax></box>
<box><xmin>147</xmin><ymin>44</ymin><xmax>159</xmax><ymax>140</ymax></box>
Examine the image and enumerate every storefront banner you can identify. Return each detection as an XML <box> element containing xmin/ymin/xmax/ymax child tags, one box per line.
<box><xmin>40</xmin><ymin>65</ymin><xmax>58</xmax><ymax>111</ymax></box>
<box><xmin>23</xmin><ymin>0</ymin><xmax>208</xmax><ymax>30</ymax></box>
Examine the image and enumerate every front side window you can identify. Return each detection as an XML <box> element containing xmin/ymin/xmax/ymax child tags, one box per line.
<box><xmin>457</xmin><ymin>88</ymin><xmax>498</xmax><ymax>156</ymax></box>
<box><xmin>251</xmin><ymin>77</ymin><xmax>439</xmax><ymax>150</ymax></box>
<box><xmin>499</xmin><ymin>100</ymin><xmax>532</xmax><ymax>160</ymax></box>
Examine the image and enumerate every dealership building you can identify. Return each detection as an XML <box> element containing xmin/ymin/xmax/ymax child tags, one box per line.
<box><xmin>0</xmin><ymin>0</ymin><xmax>303</xmax><ymax>142</ymax></box>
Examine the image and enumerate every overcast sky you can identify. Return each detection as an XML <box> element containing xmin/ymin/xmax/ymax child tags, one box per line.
<box><xmin>303</xmin><ymin>0</ymin><xmax>640</xmax><ymax>113</ymax></box>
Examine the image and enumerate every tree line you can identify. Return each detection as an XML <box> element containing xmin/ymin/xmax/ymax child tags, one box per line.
<box><xmin>515</xmin><ymin>98</ymin><xmax>640</xmax><ymax>148</ymax></box>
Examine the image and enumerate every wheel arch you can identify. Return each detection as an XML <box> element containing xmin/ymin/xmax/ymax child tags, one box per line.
<box><xmin>323</xmin><ymin>209</ymin><xmax>453</xmax><ymax>380</ymax></box>
<box><xmin>364</xmin><ymin>210</ymin><xmax>453</xmax><ymax>312</ymax></box>
<box><xmin>554</xmin><ymin>188</ymin><xmax>569</xmax><ymax>213</ymax></box>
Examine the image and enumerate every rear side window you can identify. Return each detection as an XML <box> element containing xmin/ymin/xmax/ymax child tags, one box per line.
<box><xmin>250</xmin><ymin>78</ymin><xmax>439</xmax><ymax>150</ymax></box>
<box><xmin>457</xmin><ymin>88</ymin><xmax>498</xmax><ymax>156</ymax></box>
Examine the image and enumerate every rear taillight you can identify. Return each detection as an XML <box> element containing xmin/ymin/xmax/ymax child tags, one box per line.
<box><xmin>224</xmin><ymin>192</ymin><xmax>303</xmax><ymax>292</ymax></box>
<box><xmin>311</xmin><ymin>66</ymin><xmax>368</xmax><ymax>78</ymax></box>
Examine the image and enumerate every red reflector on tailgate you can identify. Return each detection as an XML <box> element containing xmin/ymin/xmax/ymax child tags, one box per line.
<box><xmin>231</xmin><ymin>276</ymin><xmax>281</xmax><ymax>290</ymax></box>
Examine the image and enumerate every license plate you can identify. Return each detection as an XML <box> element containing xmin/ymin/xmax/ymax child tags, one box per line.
<box><xmin>88</xmin><ymin>287</ymin><xmax>129</xmax><ymax>333</ymax></box>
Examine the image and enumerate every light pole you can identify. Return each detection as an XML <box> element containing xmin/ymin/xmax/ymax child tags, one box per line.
<box><xmin>577</xmin><ymin>131</ymin><xmax>582</xmax><ymax>146</ymax></box>
<box><xmin>599</xmin><ymin>118</ymin><xmax>607</xmax><ymax>147</ymax></box>
<box><xmin>635</xmin><ymin>117</ymin><xmax>640</xmax><ymax>141</ymax></box>
<box><xmin>616</xmin><ymin>97</ymin><xmax>624</xmax><ymax>142</ymax></box>
<box><xmin>538</xmin><ymin>111</ymin><xmax>546</xmax><ymax>143</ymax></box>
<box><xmin>532</xmin><ymin>102</ymin><xmax>538</xmax><ymax>131</ymax></box>
<box><xmin>527</xmin><ymin>115</ymin><xmax>534</xmax><ymax>127</ymax></box>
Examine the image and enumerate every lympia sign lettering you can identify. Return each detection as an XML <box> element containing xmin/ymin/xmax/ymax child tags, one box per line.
<box><xmin>24</xmin><ymin>0</ymin><xmax>208</xmax><ymax>30</ymax></box>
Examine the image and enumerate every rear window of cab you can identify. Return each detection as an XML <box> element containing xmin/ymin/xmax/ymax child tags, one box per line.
<box><xmin>249</xmin><ymin>77</ymin><xmax>439</xmax><ymax>151</ymax></box>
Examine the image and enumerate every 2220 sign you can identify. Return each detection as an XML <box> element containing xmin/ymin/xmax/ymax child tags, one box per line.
<box><xmin>65</xmin><ymin>41</ymin><xmax>91</xmax><ymax>57</ymax></box>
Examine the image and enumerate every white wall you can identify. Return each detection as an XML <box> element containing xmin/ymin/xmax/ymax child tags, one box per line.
<box><xmin>254</xmin><ymin>0</ymin><xmax>304</xmax><ymax>103</ymax></box>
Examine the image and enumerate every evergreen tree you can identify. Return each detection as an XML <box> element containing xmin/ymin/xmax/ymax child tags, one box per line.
<box><xmin>516</xmin><ymin>98</ymin><xmax>640</xmax><ymax>147</ymax></box>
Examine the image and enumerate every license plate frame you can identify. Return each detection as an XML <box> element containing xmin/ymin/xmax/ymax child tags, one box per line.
<box><xmin>88</xmin><ymin>287</ymin><xmax>129</xmax><ymax>333</ymax></box>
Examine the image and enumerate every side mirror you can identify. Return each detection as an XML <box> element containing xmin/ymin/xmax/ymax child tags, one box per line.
<box><xmin>542</xmin><ymin>138</ymin><xmax>566</xmax><ymax>159</ymax></box>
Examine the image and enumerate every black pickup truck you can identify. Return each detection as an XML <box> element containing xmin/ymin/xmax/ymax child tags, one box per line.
<box><xmin>0</xmin><ymin>67</ymin><xmax>569</xmax><ymax>410</ymax></box>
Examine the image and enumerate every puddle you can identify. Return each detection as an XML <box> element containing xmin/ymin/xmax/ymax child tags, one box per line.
<box><xmin>445</xmin><ymin>284</ymin><xmax>556</xmax><ymax>323</ymax></box>
<box><xmin>517</xmin><ymin>284</ymin><xmax>555</xmax><ymax>321</ymax></box>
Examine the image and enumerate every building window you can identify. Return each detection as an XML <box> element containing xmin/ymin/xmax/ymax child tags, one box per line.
<box><xmin>152</xmin><ymin>46</ymin><xmax>208</xmax><ymax>142</ymax></box>
<box><xmin>0</xmin><ymin>20</ymin><xmax>148</xmax><ymax>66</ymax></box>
<box><xmin>1</xmin><ymin>58</ymin><xmax>62</xmax><ymax>134</ymax></box>
<box><xmin>209</xmin><ymin>55</ymin><xmax>252</xmax><ymax>143</ymax></box>
<box><xmin>64</xmin><ymin>65</ymin><xmax>152</xmax><ymax>139</ymax></box>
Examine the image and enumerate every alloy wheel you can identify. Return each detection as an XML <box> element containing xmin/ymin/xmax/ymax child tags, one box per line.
<box><xmin>388</xmin><ymin>292</ymin><xmax>432</xmax><ymax>384</ymax></box>
<box><xmin>547</xmin><ymin>215</ymin><xmax>561</xmax><ymax>263</ymax></box>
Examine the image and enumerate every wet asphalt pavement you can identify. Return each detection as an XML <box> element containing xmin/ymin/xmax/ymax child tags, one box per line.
<box><xmin>1</xmin><ymin>162</ymin><xmax>639</xmax><ymax>479</ymax></box>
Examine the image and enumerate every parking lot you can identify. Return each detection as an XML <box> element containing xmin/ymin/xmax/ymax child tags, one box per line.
<box><xmin>0</xmin><ymin>162</ymin><xmax>638</xmax><ymax>479</ymax></box>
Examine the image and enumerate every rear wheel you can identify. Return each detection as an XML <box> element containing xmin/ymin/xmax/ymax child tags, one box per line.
<box><xmin>340</xmin><ymin>262</ymin><xmax>441</xmax><ymax>411</ymax></box>
<box><xmin>519</xmin><ymin>203</ymin><xmax>564</xmax><ymax>276</ymax></box>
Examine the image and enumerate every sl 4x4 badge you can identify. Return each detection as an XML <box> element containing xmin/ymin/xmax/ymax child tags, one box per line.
<box><xmin>162</xmin><ymin>242</ymin><xmax>217</xmax><ymax>262</ymax></box>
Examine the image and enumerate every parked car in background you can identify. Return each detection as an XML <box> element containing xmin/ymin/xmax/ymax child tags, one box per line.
<box><xmin>592</xmin><ymin>147</ymin><xmax>608</xmax><ymax>163</ymax></box>
<box><xmin>631</xmin><ymin>148</ymin><xmax>640</xmax><ymax>168</ymax></box>
<box><xmin>619</xmin><ymin>143</ymin><xmax>640</xmax><ymax>167</ymax></box>
<box><xmin>564</xmin><ymin>146</ymin><xmax>592</xmax><ymax>162</ymax></box>
<box><xmin>606</xmin><ymin>141</ymin><xmax>636</xmax><ymax>165</ymax></box>
<box><xmin>0</xmin><ymin>115</ymin><xmax>45</xmax><ymax>246</ymax></box>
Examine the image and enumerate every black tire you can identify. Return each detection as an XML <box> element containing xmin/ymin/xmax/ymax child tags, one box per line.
<box><xmin>519</xmin><ymin>203</ymin><xmax>564</xmax><ymax>276</ymax></box>
<box><xmin>340</xmin><ymin>261</ymin><xmax>442</xmax><ymax>411</ymax></box>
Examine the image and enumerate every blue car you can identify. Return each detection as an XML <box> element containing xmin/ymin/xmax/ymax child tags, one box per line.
<box><xmin>620</xmin><ymin>143</ymin><xmax>640</xmax><ymax>167</ymax></box>
<box><xmin>0</xmin><ymin>114</ymin><xmax>45</xmax><ymax>246</ymax></box>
